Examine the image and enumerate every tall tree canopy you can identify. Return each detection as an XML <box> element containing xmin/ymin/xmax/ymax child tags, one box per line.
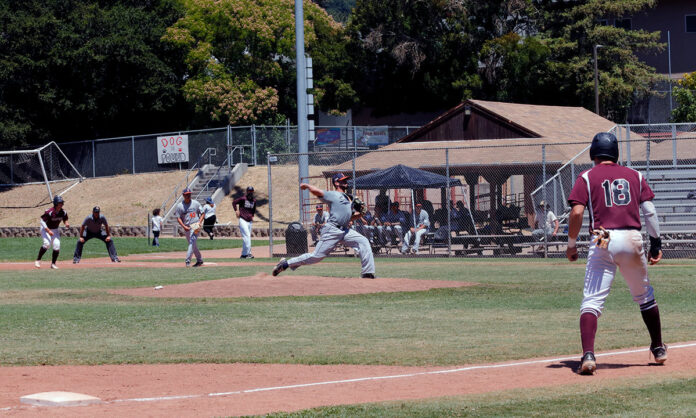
<box><xmin>346</xmin><ymin>0</ymin><xmax>480</xmax><ymax>115</ymax></box>
<box><xmin>162</xmin><ymin>0</ymin><xmax>355</xmax><ymax>125</ymax></box>
<box><xmin>534</xmin><ymin>0</ymin><xmax>663</xmax><ymax>121</ymax></box>
<box><xmin>0</xmin><ymin>0</ymin><xmax>187</xmax><ymax>148</ymax></box>
<box><xmin>348</xmin><ymin>0</ymin><xmax>663</xmax><ymax>121</ymax></box>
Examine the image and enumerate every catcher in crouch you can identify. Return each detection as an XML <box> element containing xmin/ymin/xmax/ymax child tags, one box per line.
<box><xmin>273</xmin><ymin>173</ymin><xmax>376</xmax><ymax>278</ymax></box>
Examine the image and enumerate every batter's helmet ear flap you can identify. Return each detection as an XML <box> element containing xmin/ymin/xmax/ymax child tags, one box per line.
<box><xmin>589</xmin><ymin>132</ymin><xmax>619</xmax><ymax>162</ymax></box>
<box><xmin>53</xmin><ymin>195</ymin><xmax>64</xmax><ymax>206</ymax></box>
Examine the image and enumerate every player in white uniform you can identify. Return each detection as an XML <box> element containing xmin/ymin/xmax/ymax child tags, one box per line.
<box><xmin>566</xmin><ymin>132</ymin><xmax>666</xmax><ymax>375</ymax></box>
<box><xmin>36</xmin><ymin>196</ymin><xmax>70</xmax><ymax>269</ymax></box>
<box><xmin>401</xmin><ymin>203</ymin><xmax>430</xmax><ymax>254</ymax></box>
<box><xmin>175</xmin><ymin>188</ymin><xmax>204</xmax><ymax>267</ymax></box>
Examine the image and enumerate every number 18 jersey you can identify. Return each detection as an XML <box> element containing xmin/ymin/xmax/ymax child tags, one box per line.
<box><xmin>568</xmin><ymin>162</ymin><xmax>654</xmax><ymax>232</ymax></box>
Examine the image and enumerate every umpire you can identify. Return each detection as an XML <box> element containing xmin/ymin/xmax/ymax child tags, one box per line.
<box><xmin>73</xmin><ymin>206</ymin><xmax>120</xmax><ymax>263</ymax></box>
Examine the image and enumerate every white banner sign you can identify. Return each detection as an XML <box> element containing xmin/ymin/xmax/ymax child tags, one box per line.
<box><xmin>358</xmin><ymin>126</ymin><xmax>389</xmax><ymax>146</ymax></box>
<box><xmin>157</xmin><ymin>135</ymin><xmax>189</xmax><ymax>164</ymax></box>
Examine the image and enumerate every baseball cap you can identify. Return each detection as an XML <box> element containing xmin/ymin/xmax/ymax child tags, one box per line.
<box><xmin>415</xmin><ymin>203</ymin><xmax>422</xmax><ymax>208</ymax></box>
<box><xmin>390</xmin><ymin>201</ymin><xmax>399</xmax><ymax>207</ymax></box>
<box><xmin>205</xmin><ymin>197</ymin><xmax>213</xmax><ymax>204</ymax></box>
<box><xmin>316</xmin><ymin>204</ymin><xmax>323</xmax><ymax>209</ymax></box>
<box><xmin>92</xmin><ymin>206</ymin><xmax>100</xmax><ymax>213</ymax></box>
<box><xmin>332</xmin><ymin>172</ymin><xmax>349</xmax><ymax>183</ymax></box>
<box><xmin>182</xmin><ymin>188</ymin><xmax>192</xmax><ymax>195</ymax></box>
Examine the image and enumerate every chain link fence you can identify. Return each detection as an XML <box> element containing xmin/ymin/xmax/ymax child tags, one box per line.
<box><xmin>269</xmin><ymin>127</ymin><xmax>696</xmax><ymax>259</ymax></box>
<box><xmin>51</xmin><ymin>125</ymin><xmax>418</xmax><ymax>180</ymax></box>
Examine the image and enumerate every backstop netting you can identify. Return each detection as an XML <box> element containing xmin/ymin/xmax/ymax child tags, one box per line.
<box><xmin>0</xmin><ymin>142</ymin><xmax>84</xmax><ymax>208</ymax></box>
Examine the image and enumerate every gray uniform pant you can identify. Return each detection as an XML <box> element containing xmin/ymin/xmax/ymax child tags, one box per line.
<box><xmin>185</xmin><ymin>229</ymin><xmax>202</xmax><ymax>263</ymax></box>
<box><xmin>73</xmin><ymin>231</ymin><xmax>118</xmax><ymax>261</ymax></box>
<box><xmin>288</xmin><ymin>224</ymin><xmax>375</xmax><ymax>275</ymax></box>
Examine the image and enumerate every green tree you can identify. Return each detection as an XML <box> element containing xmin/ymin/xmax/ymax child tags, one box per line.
<box><xmin>534</xmin><ymin>0</ymin><xmax>664</xmax><ymax>121</ymax></box>
<box><xmin>162</xmin><ymin>0</ymin><xmax>355</xmax><ymax>125</ymax></box>
<box><xmin>313</xmin><ymin>0</ymin><xmax>355</xmax><ymax>23</ymax></box>
<box><xmin>671</xmin><ymin>72</ymin><xmax>696</xmax><ymax>122</ymax></box>
<box><xmin>346</xmin><ymin>0</ymin><xmax>480</xmax><ymax>115</ymax></box>
<box><xmin>0</xmin><ymin>0</ymin><xmax>188</xmax><ymax>148</ymax></box>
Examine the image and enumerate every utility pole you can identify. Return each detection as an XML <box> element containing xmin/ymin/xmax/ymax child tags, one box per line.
<box><xmin>593</xmin><ymin>44</ymin><xmax>603</xmax><ymax>115</ymax></box>
<box><xmin>295</xmin><ymin>0</ymin><xmax>310</xmax><ymax>224</ymax></box>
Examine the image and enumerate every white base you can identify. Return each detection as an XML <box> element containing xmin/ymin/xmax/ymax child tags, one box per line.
<box><xmin>20</xmin><ymin>391</ymin><xmax>102</xmax><ymax>407</ymax></box>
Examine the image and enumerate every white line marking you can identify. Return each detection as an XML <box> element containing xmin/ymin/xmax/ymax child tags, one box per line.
<box><xmin>108</xmin><ymin>342</ymin><xmax>696</xmax><ymax>405</ymax></box>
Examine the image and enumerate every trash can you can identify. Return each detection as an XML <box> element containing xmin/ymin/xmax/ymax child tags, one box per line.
<box><xmin>285</xmin><ymin>222</ymin><xmax>308</xmax><ymax>255</ymax></box>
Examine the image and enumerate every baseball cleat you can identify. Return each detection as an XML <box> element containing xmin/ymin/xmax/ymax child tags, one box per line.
<box><xmin>246</xmin><ymin>254</ymin><xmax>254</xmax><ymax>259</ymax></box>
<box><xmin>50</xmin><ymin>264</ymin><xmax>59</xmax><ymax>270</ymax></box>
<box><xmin>651</xmin><ymin>344</ymin><xmax>668</xmax><ymax>364</ymax></box>
<box><xmin>192</xmin><ymin>261</ymin><xmax>204</xmax><ymax>267</ymax></box>
<box><xmin>185</xmin><ymin>261</ymin><xmax>191</xmax><ymax>267</ymax></box>
<box><xmin>579</xmin><ymin>352</ymin><xmax>596</xmax><ymax>375</ymax></box>
<box><xmin>272</xmin><ymin>258</ymin><xmax>288</xmax><ymax>276</ymax></box>
<box><xmin>361</xmin><ymin>273</ymin><xmax>376</xmax><ymax>279</ymax></box>
<box><xmin>34</xmin><ymin>261</ymin><xmax>41</xmax><ymax>269</ymax></box>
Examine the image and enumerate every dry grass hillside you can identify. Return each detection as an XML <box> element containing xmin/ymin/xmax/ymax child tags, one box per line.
<box><xmin>0</xmin><ymin>165</ymin><xmax>333</xmax><ymax>228</ymax></box>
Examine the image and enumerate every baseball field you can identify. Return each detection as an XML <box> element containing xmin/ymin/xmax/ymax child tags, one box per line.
<box><xmin>1</xmin><ymin>237</ymin><xmax>696</xmax><ymax>416</ymax></box>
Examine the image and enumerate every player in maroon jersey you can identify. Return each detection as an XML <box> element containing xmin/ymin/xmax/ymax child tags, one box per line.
<box><xmin>36</xmin><ymin>195</ymin><xmax>70</xmax><ymax>269</ymax></box>
<box><xmin>566</xmin><ymin>132</ymin><xmax>665</xmax><ymax>375</ymax></box>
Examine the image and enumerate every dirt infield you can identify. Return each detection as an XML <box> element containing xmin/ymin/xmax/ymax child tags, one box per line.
<box><xmin>2</xmin><ymin>343</ymin><xmax>696</xmax><ymax>417</ymax></box>
<box><xmin>111</xmin><ymin>273</ymin><xmax>472</xmax><ymax>298</ymax></box>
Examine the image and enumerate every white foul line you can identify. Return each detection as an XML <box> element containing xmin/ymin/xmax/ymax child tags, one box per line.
<box><xmin>111</xmin><ymin>342</ymin><xmax>696</xmax><ymax>405</ymax></box>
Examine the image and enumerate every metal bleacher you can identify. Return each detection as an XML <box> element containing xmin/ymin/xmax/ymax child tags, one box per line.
<box><xmin>640</xmin><ymin>166</ymin><xmax>696</xmax><ymax>235</ymax></box>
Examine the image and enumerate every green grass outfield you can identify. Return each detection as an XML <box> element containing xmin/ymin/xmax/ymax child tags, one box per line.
<box><xmin>0</xmin><ymin>236</ymin><xmax>277</xmax><ymax>262</ymax></box>
<box><xmin>1</xmin><ymin>253</ymin><xmax>695</xmax><ymax>415</ymax></box>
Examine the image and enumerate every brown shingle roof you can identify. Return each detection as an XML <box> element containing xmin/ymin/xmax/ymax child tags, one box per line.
<box><xmin>468</xmin><ymin>100</ymin><xmax>616</xmax><ymax>141</ymax></box>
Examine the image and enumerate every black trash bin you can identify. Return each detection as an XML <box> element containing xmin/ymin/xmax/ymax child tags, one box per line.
<box><xmin>285</xmin><ymin>222</ymin><xmax>308</xmax><ymax>255</ymax></box>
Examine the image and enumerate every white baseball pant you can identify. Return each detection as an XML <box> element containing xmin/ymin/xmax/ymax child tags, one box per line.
<box><xmin>581</xmin><ymin>229</ymin><xmax>655</xmax><ymax>317</ymax></box>
<box><xmin>41</xmin><ymin>228</ymin><xmax>61</xmax><ymax>251</ymax></box>
<box><xmin>239</xmin><ymin>218</ymin><xmax>252</xmax><ymax>256</ymax></box>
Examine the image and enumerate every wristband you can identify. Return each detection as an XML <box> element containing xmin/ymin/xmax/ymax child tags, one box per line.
<box><xmin>567</xmin><ymin>237</ymin><xmax>577</xmax><ymax>248</ymax></box>
<box><xmin>649</xmin><ymin>236</ymin><xmax>662</xmax><ymax>257</ymax></box>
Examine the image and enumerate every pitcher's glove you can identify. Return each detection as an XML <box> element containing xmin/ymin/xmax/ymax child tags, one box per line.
<box><xmin>192</xmin><ymin>222</ymin><xmax>202</xmax><ymax>234</ymax></box>
<box><xmin>591</xmin><ymin>226</ymin><xmax>610</xmax><ymax>249</ymax></box>
<box><xmin>352</xmin><ymin>197</ymin><xmax>367</xmax><ymax>216</ymax></box>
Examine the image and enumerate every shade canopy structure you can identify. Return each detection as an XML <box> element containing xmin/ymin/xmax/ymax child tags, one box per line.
<box><xmin>352</xmin><ymin>164</ymin><xmax>462</xmax><ymax>190</ymax></box>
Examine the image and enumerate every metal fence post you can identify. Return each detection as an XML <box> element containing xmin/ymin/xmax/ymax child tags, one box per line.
<box><xmin>672</xmin><ymin>124</ymin><xmax>677</xmax><ymax>167</ymax></box>
<box><xmin>268</xmin><ymin>152</ymin><xmax>274</xmax><ymax>257</ymax></box>
<box><xmin>10</xmin><ymin>154</ymin><xmax>13</xmax><ymax>184</ymax></box>
<box><xmin>625</xmin><ymin>125</ymin><xmax>632</xmax><ymax>167</ymax></box>
<box><xmin>132</xmin><ymin>136</ymin><xmax>136</xmax><ymax>174</ymax></box>
<box><xmin>92</xmin><ymin>140</ymin><xmax>96</xmax><ymax>177</ymax></box>
<box><xmin>446</xmin><ymin>148</ymin><xmax>451</xmax><ymax>257</ymax></box>
<box><xmin>542</xmin><ymin>144</ymin><xmax>547</xmax><ymax>258</ymax></box>
<box><xmin>227</xmin><ymin>125</ymin><xmax>231</xmax><ymax>170</ymax></box>
<box><xmin>252</xmin><ymin>124</ymin><xmax>257</xmax><ymax>166</ymax></box>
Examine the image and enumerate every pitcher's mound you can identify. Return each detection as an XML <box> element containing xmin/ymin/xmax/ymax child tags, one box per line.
<box><xmin>111</xmin><ymin>273</ymin><xmax>475</xmax><ymax>298</ymax></box>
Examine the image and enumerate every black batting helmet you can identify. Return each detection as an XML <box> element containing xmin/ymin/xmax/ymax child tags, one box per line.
<box><xmin>53</xmin><ymin>195</ymin><xmax>64</xmax><ymax>206</ymax></box>
<box><xmin>589</xmin><ymin>132</ymin><xmax>619</xmax><ymax>162</ymax></box>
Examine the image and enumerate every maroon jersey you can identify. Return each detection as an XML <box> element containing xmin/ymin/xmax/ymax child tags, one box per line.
<box><xmin>568</xmin><ymin>162</ymin><xmax>654</xmax><ymax>232</ymax></box>
<box><xmin>232</xmin><ymin>196</ymin><xmax>256</xmax><ymax>222</ymax></box>
<box><xmin>41</xmin><ymin>207</ymin><xmax>69</xmax><ymax>229</ymax></box>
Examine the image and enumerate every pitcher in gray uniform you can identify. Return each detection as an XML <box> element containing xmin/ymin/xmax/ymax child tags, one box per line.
<box><xmin>175</xmin><ymin>188</ymin><xmax>204</xmax><ymax>267</ymax></box>
<box><xmin>273</xmin><ymin>173</ymin><xmax>376</xmax><ymax>278</ymax></box>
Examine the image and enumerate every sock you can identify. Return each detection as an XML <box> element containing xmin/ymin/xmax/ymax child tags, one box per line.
<box><xmin>37</xmin><ymin>247</ymin><xmax>48</xmax><ymax>260</ymax></box>
<box><xmin>640</xmin><ymin>305</ymin><xmax>663</xmax><ymax>348</ymax></box>
<box><xmin>51</xmin><ymin>250</ymin><xmax>59</xmax><ymax>264</ymax></box>
<box><xmin>580</xmin><ymin>312</ymin><xmax>598</xmax><ymax>354</ymax></box>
